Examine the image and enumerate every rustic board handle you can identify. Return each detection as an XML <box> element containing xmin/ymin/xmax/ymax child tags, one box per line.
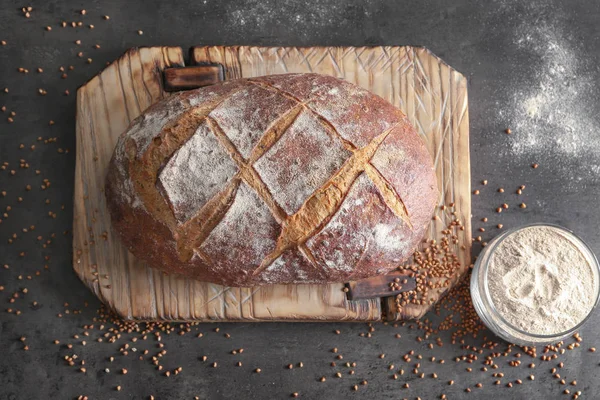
<box><xmin>164</xmin><ymin>64</ymin><xmax>224</xmax><ymax>91</ymax></box>
<box><xmin>345</xmin><ymin>272</ymin><xmax>416</xmax><ymax>300</ymax></box>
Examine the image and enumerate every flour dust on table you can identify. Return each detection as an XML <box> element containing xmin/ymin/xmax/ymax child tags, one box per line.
<box><xmin>494</xmin><ymin>6</ymin><xmax>600</xmax><ymax>184</ymax></box>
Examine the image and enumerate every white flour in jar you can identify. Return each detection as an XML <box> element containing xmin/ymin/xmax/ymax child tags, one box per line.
<box><xmin>487</xmin><ymin>226</ymin><xmax>597</xmax><ymax>335</ymax></box>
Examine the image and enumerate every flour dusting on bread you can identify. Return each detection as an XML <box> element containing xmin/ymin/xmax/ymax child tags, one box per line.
<box><xmin>128</xmin><ymin>95</ymin><xmax>190</xmax><ymax>159</ymax></box>
<box><xmin>255</xmin><ymin>110</ymin><xmax>351</xmax><ymax>215</ymax></box>
<box><xmin>157</xmin><ymin>121</ymin><xmax>238</xmax><ymax>223</ymax></box>
<box><xmin>307</xmin><ymin>173</ymin><xmax>410</xmax><ymax>277</ymax></box>
<box><xmin>109</xmin><ymin>135</ymin><xmax>144</xmax><ymax>210</ymax></box>
<box><xmin>200</xmin><ymin>183</ymin><xmax>280</xmax><ymax>281</ymax></box>
<box><xmin>210</xmin><ymin>85</ymin><xmax>296</xmax><ymax>159</ymax></box>
<box><xmin>258</xmin><ymin>74</ymin><xmax>401</xmax><ymax>148</ymax></box>
<box><xmin>259</xmin><ymin>248</ymin><xmax>322</xmax><ymax>284</ymax></box>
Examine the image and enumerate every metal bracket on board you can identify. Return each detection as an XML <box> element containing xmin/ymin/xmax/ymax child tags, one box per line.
<box><xmin>345</xmin><ymin>272</ymin><xmax>417</xmax><ymax>300</ymax></box>
<box><xmin>163</xmin><ymin>63</ymin><xmax>225</xmax><ymax>91</ymax></box>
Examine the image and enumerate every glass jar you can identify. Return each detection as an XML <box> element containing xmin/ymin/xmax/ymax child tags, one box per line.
<box><xmin>470</xmin><ymin>223</ymin><xmax>600</xmax><ymax>346</ymax></box>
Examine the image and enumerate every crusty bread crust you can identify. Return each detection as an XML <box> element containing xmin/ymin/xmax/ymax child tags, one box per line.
<box><xmin>105</xmin><ymin>73</ymin><xmax>438</xmax><ymax>286</ymax></box>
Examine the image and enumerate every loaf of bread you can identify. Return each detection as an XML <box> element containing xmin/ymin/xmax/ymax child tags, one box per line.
<box><xmin>105</xmin><ymin>73</ymin><xmax>438</xmax><ymax>287</ymax></box>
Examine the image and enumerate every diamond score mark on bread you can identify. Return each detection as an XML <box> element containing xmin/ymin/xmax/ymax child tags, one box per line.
<box><xmin>106</xmin><ymin>73</ymin><xmax>438</xmax><ymax>286</ymax></box>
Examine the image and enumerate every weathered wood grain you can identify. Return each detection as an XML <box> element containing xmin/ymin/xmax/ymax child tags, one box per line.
<box><xmin>73</xmin><ymin>45</ymin><xmax>470</xmax><ymax>321</ymax></box>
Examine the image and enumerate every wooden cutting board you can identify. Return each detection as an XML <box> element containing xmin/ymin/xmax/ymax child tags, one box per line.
<box><xmin>73</xmin><ymin>46</ymin><xmax>470</xmax><ymax>321</ymax></box>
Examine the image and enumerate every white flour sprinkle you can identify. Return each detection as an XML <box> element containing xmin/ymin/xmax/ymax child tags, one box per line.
<box><xmin>128</xmin><ymin>96</ymin><xmax>189</xmax><ymax>158</ymax></box>
<box><xmin>488</xmin><ymin>225</ymin><xmax>597</xmax><ymax>335</ymax></box>
<box><xmin>497</xmin><ymin>19</ymin><xmax>600</xmax><ymax>176</ymax></box>
<box><xmin>254</xmin><ymin>110</ymin><xmax>350</xmax><ymax>215</ymax></box>
<box><xmin>200</xmin><ymin>182</ymin><xmax>279</xmax><ymax>270</ymax></box>
<box><xmin>157</xmin><ymin>122</ymin><xmax>238</xmax><ymax>223</ymax></box>
<box><xmin>226</xmin><ymin>1</ymin><xmax>341</xmax><ymax>32</ymax></box>
<box><xmin>111</xmin><ymin>135</ymin><xmax>144</xmax><ymax>210</ymax></box>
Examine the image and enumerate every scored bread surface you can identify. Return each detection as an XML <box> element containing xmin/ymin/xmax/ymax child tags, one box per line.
<box><xmin>105</xmin><ymin>73</ymin><xmax>438</xmax><ymax>286</ymax></box>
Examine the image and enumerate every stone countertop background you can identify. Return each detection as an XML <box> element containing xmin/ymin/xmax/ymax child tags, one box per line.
<box><xmin>1</xmin><ymin>0</ymin><xmax>600</xmax><ymax>399</ymax></box>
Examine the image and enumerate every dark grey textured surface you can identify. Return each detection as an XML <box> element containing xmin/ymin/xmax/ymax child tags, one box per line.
<box><xmin>1</xmin><ymin>0</ymin><xmax>600</xmax><ymax>399</ymax></box>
